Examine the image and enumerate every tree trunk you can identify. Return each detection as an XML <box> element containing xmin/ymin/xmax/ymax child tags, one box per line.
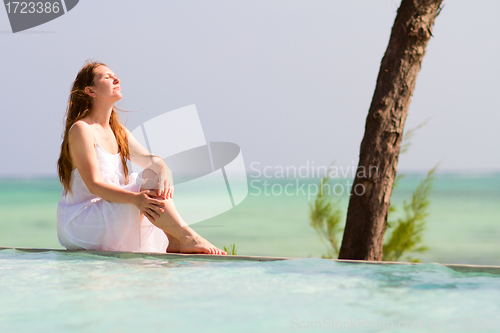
<box><xmin>338</xmin><ymin>0</ymin><xmax>443</xmax><ymax>261</ymax></box>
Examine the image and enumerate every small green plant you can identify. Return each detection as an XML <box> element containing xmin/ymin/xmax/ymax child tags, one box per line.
<box><xmin>308</xmin><ymin>167</ymin><xmax>343</xmax><ymax>259</ymax></box>
<box><xmin>383</xmin><ymin>165</ymin><xmax>438</xmax><ymax>262</ymax></box>
<box><xmin>223</xmin><ymin>243</ymin><xmax>238</xmax><ymax>255</ymax></box>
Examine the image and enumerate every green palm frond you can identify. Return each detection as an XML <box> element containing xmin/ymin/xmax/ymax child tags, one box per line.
<box><xmin>308</xmin><ymin>164</ymin><xmax>344</xmax><ymax>258</ymax></box>
<box><xmin>383</xmin><ymin>164</ymin><xmax>438</xmax><ymax>261</ymax></box>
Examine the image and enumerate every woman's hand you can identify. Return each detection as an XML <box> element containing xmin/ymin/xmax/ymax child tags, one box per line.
<box><xmin>156</xmin><ymin>163</ymin><xmax>174</xmax><ymax>200</ymax></box>
<box><xmin>140</xmin><ymin>160</ymin><xmax>174</xmax><ymax>200</ymax></box>
<box><xmin>134</xmin><ymin>190</ymin><xmax>166</xmax><ymax>222</ymax></box>
<box><xmin>161</xmin><ymin>179</ymin><xmax>174</xmax><ymax>200</ymax></box>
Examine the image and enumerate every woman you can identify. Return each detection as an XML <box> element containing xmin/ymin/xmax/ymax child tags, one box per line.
<box><xmin>57</xmin><ymin>61</ymin><xmax>226</xmax><ymax>255</ymax></box>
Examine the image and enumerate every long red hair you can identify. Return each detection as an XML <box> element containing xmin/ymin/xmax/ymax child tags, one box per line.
<box><xmin>57</xmin><ymin>61</ymin><xmax>130</xmax><ymax>194</ymax></box>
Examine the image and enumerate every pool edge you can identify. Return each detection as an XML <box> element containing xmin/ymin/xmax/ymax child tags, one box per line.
<box><xmin>2</xmin><ymin>246</ymin><xmax>500</xmax><ymax>275</ymax></box>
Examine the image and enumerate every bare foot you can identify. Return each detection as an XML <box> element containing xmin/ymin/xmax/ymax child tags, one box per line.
<box><xmin>179</xmin><ymin>235</ymin><xmax>227</xmax><ymax>255</ymax></box>
<box><xmin>165</xmin><ymin>233</ymin><xmax>181</xmax><ymax>253</ymax></box>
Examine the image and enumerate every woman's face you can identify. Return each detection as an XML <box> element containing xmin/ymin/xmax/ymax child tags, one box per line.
<box><xmin>87</xmin><ymin>65</ymin><xmax>122</xmax><ymax>102</ymax></box>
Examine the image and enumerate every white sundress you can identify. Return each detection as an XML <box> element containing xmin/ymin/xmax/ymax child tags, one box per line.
<box><xmin>56</xmin><ymin>121</ymin><xmax>169</xmax><ymax>253</ymax></box>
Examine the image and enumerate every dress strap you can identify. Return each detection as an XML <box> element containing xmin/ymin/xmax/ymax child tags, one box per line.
<box><xmin>69</xmin><ymin>120</ymin><xmax>97</xmax><ymax>144</ymax></box>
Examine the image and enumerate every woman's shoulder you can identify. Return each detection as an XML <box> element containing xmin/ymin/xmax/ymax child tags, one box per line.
<box><xmin>68</xmin><ymin>121</ymin><xmax>96</xmax><ymax>147</ymax></box>
<box><xmin>69</xmin><ymin>120</ymin><xmax>90</xmax><ymax>131</ymax></box>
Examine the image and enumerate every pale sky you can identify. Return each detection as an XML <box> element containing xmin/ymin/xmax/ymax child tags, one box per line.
<box><xmin>1</xmin><ymin>0</ymin><xmax>499</xmax><ymax>178</ymax></box>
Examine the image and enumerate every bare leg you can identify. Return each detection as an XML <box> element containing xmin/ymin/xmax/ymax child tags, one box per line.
<box><xmin>141</xmin><ymin>212</ymin><xmax>180</xmax><ymax>253</ymax></box>
<box><xmin>146</xmin><ymin>197</ymin><xmax>226</xmax><ymax>255</ymax></box>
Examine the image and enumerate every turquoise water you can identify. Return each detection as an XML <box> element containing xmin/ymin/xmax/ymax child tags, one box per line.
<box><xmin>0</xmin><ymin>173</ymin><xmax>499</xmax><ymax>264</ymax></box>
<box><xmin>0</xmin><ymin>249</ymin><xmax>499</xmax><ymax>333</ymax></box>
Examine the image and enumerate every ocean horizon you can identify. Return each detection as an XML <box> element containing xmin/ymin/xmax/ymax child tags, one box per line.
<box><xmin>1</xmin><ymin>171</ymin><xmax>499</xmax><ymax>265</ymax></box>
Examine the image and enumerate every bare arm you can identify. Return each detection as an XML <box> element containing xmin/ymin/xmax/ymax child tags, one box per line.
<box><xmin>125</xmin><ymin>127</ymin><xmax>174</xmax><ymax>199</ymax></box>
<box><xmin>68</xmin><ymin>122</ymin><xmax>166</xmax><ymax>219</ymax></box>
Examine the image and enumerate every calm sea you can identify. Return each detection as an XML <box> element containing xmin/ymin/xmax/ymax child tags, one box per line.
<box><xmin>1</xmin><ymin>173</ymin><xmax>499</xmax><ymax>265</ymax></box>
